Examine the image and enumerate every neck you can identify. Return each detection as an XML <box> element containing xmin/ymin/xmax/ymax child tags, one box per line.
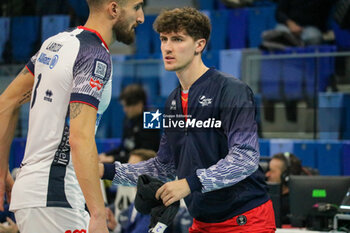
<box><xmin>282</xmin><ymin>186</ymin><xmax>289</xmax><ymax>195</ymax></box>
<box><xmin>176</xmin><ymin>57</ymin><xmax>209</xmax><ymax>91</ymax></box>
<box><xmin>84</xmin><ymin>13</ymin><xmax>115</xmax><ymax>47</ymax></box>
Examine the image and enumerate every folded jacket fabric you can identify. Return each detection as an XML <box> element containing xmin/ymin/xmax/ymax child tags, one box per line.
<box><xmin>134</xmin><ymin>174</ymin><xmax>180</xmax><ymax>232</ymax></box>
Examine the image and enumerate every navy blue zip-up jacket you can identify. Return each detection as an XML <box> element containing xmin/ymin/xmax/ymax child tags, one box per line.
<box><xmin>104</xmin><ymin>68</ymin><xmax>269</xmax><ymax>223</ymax></box>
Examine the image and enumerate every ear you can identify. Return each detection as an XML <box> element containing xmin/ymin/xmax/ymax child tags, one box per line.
<box><xmin>108</xmin><ymin>1</ymin><xmax>120</xmax><ymax>19</ymax></box>
<box><xmin>195</xmin><ymin>38</ymin><xmax>207</xmax><ymax>54</ymax></box>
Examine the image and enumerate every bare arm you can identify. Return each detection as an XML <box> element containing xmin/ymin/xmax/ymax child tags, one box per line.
<box><xmin>0</xmin><ymin>67</ymin><xmax>34</xmax><ymax>210</ymax></box>
<box><xmin>69</xmin><ymin>103</ymin><xmax>108</xmax><ymax>233</ymax></box>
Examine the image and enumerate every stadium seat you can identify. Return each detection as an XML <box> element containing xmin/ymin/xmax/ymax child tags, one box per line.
<box><xmin>303</xmin><ymin>46</ymin><xmax>317</xmax><ymax>99</ymax></box>
<box><xmin>209</xmin><ymin>10</ymin><xmax>229</xmax><ymax>50</ymax></box>
<box><xmin>293</xmin><ymin>140</ymin><xmax>317</xmax><ymax>168</ymax></box>
<box><xmin>135</xmin><ymin>15</ymin><xmax>157</xmax><ymax>56</ymax></box>
<box><xmin>316</xmin><ymin>140</ymin><xmax>342</xmax><ymax>175</ymax></box>
<box><xmin>318</xmin><ymin>45</ymin><xmax>336</xmax><ymax>92</ymax></box>
<box><xmin>202</xmin><ymin>49</ymin><xmax>220</xmax><ymax>69</ymax></box>
<box><xmin>96</xmin><ymin>138</ymin><xmax>121</xmax><ymax>154</ymax></box>
<box><xmin>343</xmin><ymin>142</ymin><xmax>350</xmax><ymax>175</ymax></box>
<box><xmin>11</xmin><ymin>16</ymin><xmax>40</xmax><ymax>62</ymax></box>
<box><xmin>219</xmin><ymin>49</ymin><xmax>242</xmax><ymax>79</ymax></box>
<box><xmin>159</xmin><ymin>66</ymin><xmax>179</xmax><ymax>97</ymax></box>
<box><xmin>227</xmin><ymin>9</ymin><xmax>248</xmax><ymax>49</ymax></box>
<box><xmin>248</xmin><ymin>7</ymin><xmax>265</xmax><ymax>48</ymax></box>
<box><xmin>95</xmin><ymin>103</ymin><xmax>112</xmax><ymax>138</ymax></box>
<box><xmin>0</xmin><ymin>17</ymin><xmax>10</xmax><ymax>62</ymax></box>
<box><xmin>135</xmin><ymin>62</ymin><xmax>161</xmax><ymax>103</ymax></box>
<box><xmin>331</xmin><ymin>20</ymin><xmax>350</xmax><ymax>50</ymax></box>
<box><xmin>198</xmin><ymin>0</ymin><xmax>215</xmax><ymax>10</ymax></box>
<box><xmin>111</xmin><ymin>55</ymin><xmax>127</xmax><ymax>98</ymax></box>
<box><xmin>41</xmin><ymin>15</ymin><xmax>70</xmax><ymax>43</ymax></box>
<box><xmin>342</xmin><ymin>94</ymin><xmax>350</xmax><ymax>139</ymax></box>
<box><xmin>248</xmin><ymin>6</ymin><xmax>277</xmax><ymax>48</ymax></box>
<box><xmin>282</xmin><ymin>47</ymin><xmax>304</xmax><ymax>100</ymax></box>
<box><xmin>259</xmin><ymin>138</ymin><xmax>270</xmax><ymax>156</ymax></box>
<box><xmin>110</xmin><ymin>98</ymin><xmax>124</xmax><ymax>138</ymax></box>
<box><xmin>10</xmin><ymin>138</ymin><xmax>26</xmax><ymax>170</ymax></box>
<box><xmin>318</xmin><ymin>93</ymin><xmax>344</xmax><ymax>139</ymax></box>
<box><xmin>269</xmin><ymin>139</ymin><xmax>294</xmax><ymax>156</ymax></box>
<box><xmin>264</xmin><ymin>5</ymin><xmax>277</xmax><ymax>29</ymax></box>
<box><xmin>260</xmin><ymin>51</ymin><xmax>282</xmax><ymax>100</ymax></box>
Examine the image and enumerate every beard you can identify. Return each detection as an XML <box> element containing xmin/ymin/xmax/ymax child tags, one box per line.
<box><xmin>114</xmin><ymin>13</ymin><xmax>135</xmax><ymax>45</ymax></box>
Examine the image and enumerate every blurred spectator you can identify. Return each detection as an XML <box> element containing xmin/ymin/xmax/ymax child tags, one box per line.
<box><xmin>265</xmin><ymin>152</ymin><xmax>302</xmax><ymax>224</ymax></box>
<box><xmin>275</xmin><ymin>0</ymin><xmax>334</xmax><ymax>45</ymax></box>
<box><xmin>99</xmin><ymin>85</ymin><xmax>160</xmax><ymax>164</ymax></box>
<box><xmin>106</xmin><ymin>149</ymin><xmax>156</xmax><ymax>233</ymax></box>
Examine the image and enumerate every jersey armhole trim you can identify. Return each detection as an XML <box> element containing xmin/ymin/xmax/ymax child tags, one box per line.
<box><xmin>69</xmin><ymin>100</ymin><xmax>98</xmax><ymax>110</ymax></box>
<box><xmin>25</xmin><ymin>65</ymin><xmax>34</xmax><ymax>77</ymax></box>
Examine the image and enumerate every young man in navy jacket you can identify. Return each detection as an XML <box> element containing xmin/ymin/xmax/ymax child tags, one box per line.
<box><xmin>102</xmin><ymin>7</ymin><xmax>276</xmax><ymax>232</ymax></box>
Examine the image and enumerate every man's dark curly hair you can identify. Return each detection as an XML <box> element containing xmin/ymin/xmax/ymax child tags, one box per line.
<box><xmin>153</xmin><ymin>7</ymin><xmax>211</xmax><ymax>49</ymax></box>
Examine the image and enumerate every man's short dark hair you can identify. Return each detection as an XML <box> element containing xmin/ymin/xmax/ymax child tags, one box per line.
<box><xmin>272</xmin><ymin>152</ymin><xmax>302</xmax><ymax>175</ymax></box>
<box><xmin>119</xmin><ymin>84</ymin><xmax>147</xmax><ymax>106</ymax></box>
<box><xmin>153</xmin><ymin>7</ymin><xmax>211</xmax><ymax>45</ymax></box>
<box><xmin>86</xmin><ymin>0</ymin><xmax>126</xmax><ymax>9</ymax></box>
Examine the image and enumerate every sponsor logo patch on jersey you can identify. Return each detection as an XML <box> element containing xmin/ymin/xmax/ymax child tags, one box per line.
<box><xmin>38</xmin><ymin>53</ymin><xmax>51</xmax><ymax>65</ymax></box>
<box><xmin>44</xmin><ymin>89</ymin><xmax>53</xmax><ymax>102</ymax></box>
<box><xmin>49</xmin><ymin>55</ymin><xmax>59</xmax><ymax>69</ymax></box>
<box><xmin>93</xmin><ymin>60</ymin><xmax>107</xmax><ymax>79</ymax></box>
<box><xmin>90</xmin><ymin>77</ymin><xmax>103</xmax><ymax>90</ymax></box>
<box><xmin>46</xmin><ymin>42</ymin><xmax>63</xmax><ymax>52</ymax></box>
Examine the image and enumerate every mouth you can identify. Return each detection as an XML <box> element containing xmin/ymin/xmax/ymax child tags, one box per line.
<box><xmin>164</xmin><ymin>56</ymin><xmax>175</xmax><ymax>62</ymax></box>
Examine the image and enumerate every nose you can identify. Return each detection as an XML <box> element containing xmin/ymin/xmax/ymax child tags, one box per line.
<box><xmin>162</xmin><ymin>40</ymin><xmax>172</xmax><ymax>53</ymax></box>
<box><xmin>137</xmin><ymin>9</ymin><xmax>145</xmax><ymax>25</ymax></box>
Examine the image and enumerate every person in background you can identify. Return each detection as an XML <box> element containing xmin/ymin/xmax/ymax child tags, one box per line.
<box><xmin>265</xmin><ymin>152</ymin><xmax>302</xmax><ymax>224</ymax></box>
<box><xmin>275</xmin><ymin>0</ymin><xmax>334</xmax><ymax>45</ymax></box>
<box><xmin>99</xmin><ymin>84</ymin><xmax>160</xmax><ymax>164</ymax></box>
<box><xmin>105</xmin><ymin>149</ymin><xmax>156</xmax><ymax>233</ymax></box>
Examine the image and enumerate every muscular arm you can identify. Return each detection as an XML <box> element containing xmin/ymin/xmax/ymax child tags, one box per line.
<box><xmin>69</xmin><ymin>103</ymin><xmax>107</xmax><ymax>224</ymax></box>
<box><xmin>0</xmin><ymin>67</ymin><xmax>34</xmax><ymax>210</ymax></box>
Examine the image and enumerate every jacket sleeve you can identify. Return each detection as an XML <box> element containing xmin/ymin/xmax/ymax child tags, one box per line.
<box><xmin>275</xmin><ymin>0</ymin><xmax>289</xmax><ymax>24</ymax></box>
<box><xmin>187</xmin><ymin>82</ymin><xmax>260</xmax><ymax>193</ymax></box>
<box><xmin>103</xmin><ymin>133</ymin><xmax>176</xmax><ymax>186</ymax></box>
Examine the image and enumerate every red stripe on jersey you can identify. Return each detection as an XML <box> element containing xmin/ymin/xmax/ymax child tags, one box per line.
<box><xmin>69</xmin><ymin>101</ymin><xmax>98</xmax><ymax>110</ymax></box>
<box><xmin>77</xmin><ymin>26</ymin><xmax>109</xmax><ymax>51</ymax></box>
<box><xmin>25</xmin><ymin>65</ymin><xmax>34</xmax><ymax>77</ymax></box>
<box><xmin>181</xmin><ymin>91</ymin><xmax>188</xmax><ymax>119</ymax></box>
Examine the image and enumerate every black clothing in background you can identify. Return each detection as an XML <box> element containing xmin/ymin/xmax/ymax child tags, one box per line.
<box><xmin>281</xmin><ymin>193</ymin><xmax>290</xmax><ymax>225</ymax></box>
<box><xmin>276</xmin><ymin>0</ymin><xmax>334</xmax><ymax>32</ymax></box>
<box><xmin>106</xmin><ymin>114</ymin><xmax>160</xmax><ymax>163</ymax></box>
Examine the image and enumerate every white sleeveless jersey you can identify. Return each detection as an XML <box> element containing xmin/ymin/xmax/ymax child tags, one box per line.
<box><xmin>10</xmin><ymin>26</ymin><xmax>112</xmax><ymax>211</ymax></box>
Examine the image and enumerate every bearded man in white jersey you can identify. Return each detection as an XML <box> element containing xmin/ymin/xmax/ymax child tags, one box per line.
<box><xmin>0</xmin><ymin>0</ymin><xmax>144</xmax><ymax>232</ymax></box>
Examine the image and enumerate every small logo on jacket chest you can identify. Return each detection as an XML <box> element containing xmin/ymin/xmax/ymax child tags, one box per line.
<box><xmin>198</xmin><ymin>95</ymin><xmax>212</xmax><ymax>106</ymax></box>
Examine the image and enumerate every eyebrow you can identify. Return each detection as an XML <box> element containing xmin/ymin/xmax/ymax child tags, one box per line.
<box><xmin>134</xmin><ymin>1</ymin><xmax>144</xmax><ymax>8</ymax></box>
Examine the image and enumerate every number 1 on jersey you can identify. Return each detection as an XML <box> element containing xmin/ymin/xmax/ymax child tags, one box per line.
<box><xmin>31</xmin><ymin>74</ymin><xmax>42</xmax><ymax>109</ymax></box>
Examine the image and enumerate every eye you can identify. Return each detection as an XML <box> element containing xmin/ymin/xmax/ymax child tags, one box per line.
<box><xmin>134</xmin><ymin>3</ymin><xmax>143</xmax><ymax>11</ymax></box>
<box><xmin>173</xmin><ymin>38</ymin><xmax>183</xmax><ymax>42</ymax></box>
